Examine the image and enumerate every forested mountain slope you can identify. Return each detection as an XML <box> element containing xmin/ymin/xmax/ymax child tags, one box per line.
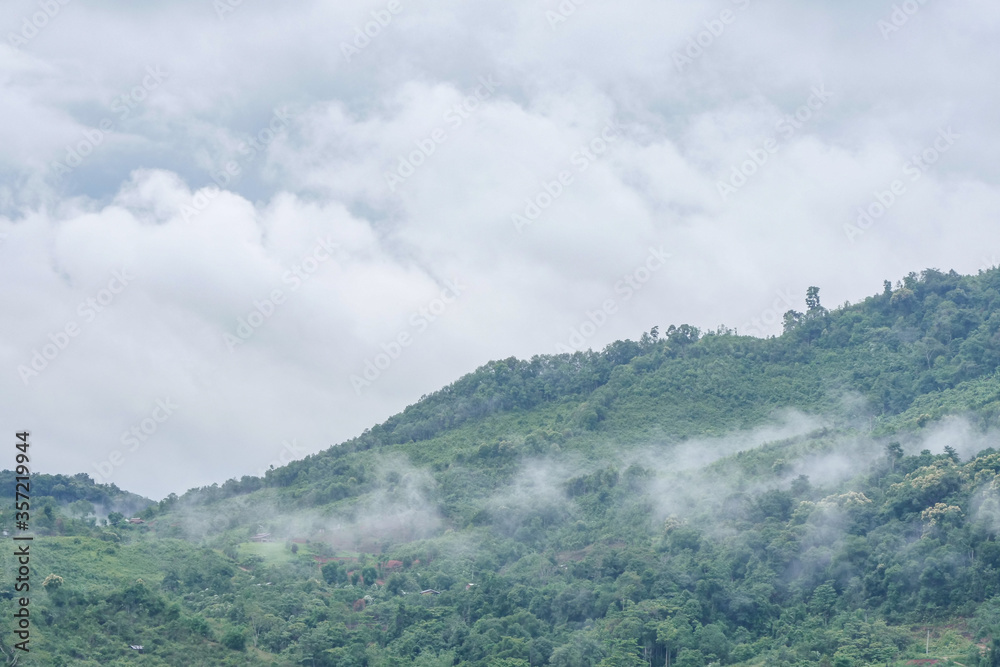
<box><xmin>6</xmin><ymin>267</ymin><xmax>1000</xmax><ymax>666</ymax></box>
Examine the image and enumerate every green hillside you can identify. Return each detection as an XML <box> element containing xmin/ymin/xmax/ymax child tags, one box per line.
<box><xmin>7</xmin><ymin>267</ymin><xmax>1000</xmax><ymax>665</ymax></box>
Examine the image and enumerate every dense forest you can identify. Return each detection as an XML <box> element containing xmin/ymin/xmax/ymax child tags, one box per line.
<box><xmin>7</xmin><ymin>267</ymin><xmax>1000</xmax><ymax>665</ymax></box>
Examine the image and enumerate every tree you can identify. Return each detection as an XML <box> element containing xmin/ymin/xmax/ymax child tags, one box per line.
<box><xmin>809</xmin><ymin>581</ymin><xmax>837</xmax><ymax>624</ymax></box>
<box><xmin>68</xmin><ymin>499</ymin><xmax>94</xmax><ymax>520</ymax></box>
<box><xmin>42</xmin><ymin>574</ymin><xmax>64</xmax><ymax>593</ymax></box>
<box><xmin>696</xmin><ymin>623</ymin><xmax>729</xmax><ymax>662</ymax></box>
<box><xmin>550</xmin><ymin>634</ymin><xmax>604</xmax><ymax>667</ymax></box>
<box><xmin>161</xmin><ymin>569</ymin><xmax>180</xmax><ymax>592</ymax></box>
<box><xmin>783</xmin><ymin>310</ymin><xmax>804</xmax><ymax>333</ymax></box>
<box><xmin>222</xmin><ymin>627</ymin><xmax>247</xmax><ymax>651</ymax></box>
<box><xmin>386</xmin><ymin>573</ymin><xmax>407</xmax><ymax>595</ymax></box>
<box><xmin>990</xmin><ymin>637</ymin><xmax>1000</xmax><ymax>667</ymax></box>
<box><xmin>886</xmin><ymin>442</ymin><xmax>904</xmax><ymax>472</ymax></box>
<box><xmin>597</xmin><ymin>638</ymin><xmax>645</xmax><ymax>667</ymax></box>
<box><xmin>674</xmin><ymin>648</ymin><xmax>706</xmax><ymax>667</ymax></box>
<box><xmin>322</xmin><ymin>562</ymin><xmax>346</xmax><ymax>585</ymax></box>
<box><xmin>658</xmin><ymin>617</ymin><xmax>694</xmax><ymax>667</ymax></box>
<box><xmin>666</xmin><ymin>324</ymin><xmax>700</xmax><ymax>345</ymax></box>
<box><xmin>806</xmin><ymin>286</ymin><xmax>827</xmax><ymax>316</ymax></box>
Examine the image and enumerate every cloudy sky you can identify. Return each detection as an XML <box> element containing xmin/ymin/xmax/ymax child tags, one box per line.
<box><xmin>1</xmin><ymin>0</ymin><xmax>998</xmax><ymax>499</ymax></box>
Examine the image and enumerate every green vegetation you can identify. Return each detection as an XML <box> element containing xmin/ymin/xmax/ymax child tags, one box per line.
<box><xmin>7</xmin><ymin>267</ymin><xmax>1000</xmax><ymax>664</ymax></box>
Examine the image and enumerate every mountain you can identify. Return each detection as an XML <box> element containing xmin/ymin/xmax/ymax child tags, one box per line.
<box><xmin>6</xmin><ymin>267</ymin><xmax>1000</xmax><ymax>666</ymax></box>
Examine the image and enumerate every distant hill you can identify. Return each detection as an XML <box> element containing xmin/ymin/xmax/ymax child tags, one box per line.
<box><xmin>178</xmin><ymin>267</ymin><xmax>1000</xmax><ymax>508</ymax></box>
<box><xmin>0</xmin><ymin>470</ymin><xmax>153</xmax><ymax>531</ymax></box>
<box><xmin>9</xmin><ymin>266</ymin><xmax>1000</xmax><ymax>666</ymax></box>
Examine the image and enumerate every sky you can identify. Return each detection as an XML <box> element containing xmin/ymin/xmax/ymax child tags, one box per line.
<box><xmin>1</xmin><ymin>0</ymin><xmax>998</xmax><ymax>499</ymax></box>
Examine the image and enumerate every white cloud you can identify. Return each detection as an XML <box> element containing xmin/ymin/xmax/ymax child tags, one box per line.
<box><xmin>1</xmin><ymin>0</ymin><xmax>999</xmax><ymax>497</ymax></box>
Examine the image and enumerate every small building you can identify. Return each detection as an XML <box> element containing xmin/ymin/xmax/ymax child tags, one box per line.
<box><xmin>250</xmin><ymin>533</ymin><xmax>271</xmax><ymax>543</ymax></box>
<box><xmin>129</xmin><ymin>645</ymin><xmax>144</xmax><ymax>653</ymax></box>
<box><xmin>127</xmin><ymin>518</ymin><xmax>144</xmax><ymax>525</ymax></box>
<box><xmin>420</xmin><ymin>589</ymin><xmax>440</xmax><ymax>596</ymax></box>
